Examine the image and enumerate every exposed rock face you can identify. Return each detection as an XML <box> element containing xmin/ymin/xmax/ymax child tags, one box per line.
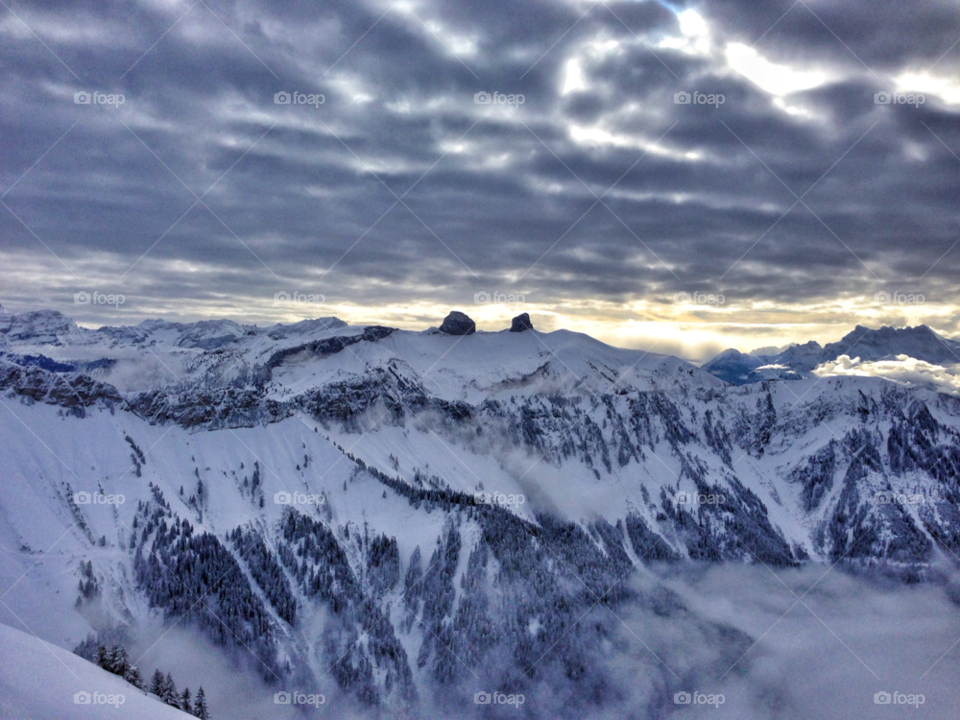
<box><xmin>439</xmin><ymin>311</ymin><xmax>475</xmax><ymax>336</ymax></box>
<box><xmin>0</xmin><ymin>362</ymin><xmax>125</xmax><ymax>416</ymax></box>
<box><xmin>509</xmin><ymin>313</ymin><xmax>533</xmax><ymax>332</ymax></box>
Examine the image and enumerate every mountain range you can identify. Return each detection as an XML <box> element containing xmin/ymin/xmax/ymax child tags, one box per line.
<box><xmin>1</xmin><ymin>307</ymin><xmax>959</xmax><ymax>718</ymax></box>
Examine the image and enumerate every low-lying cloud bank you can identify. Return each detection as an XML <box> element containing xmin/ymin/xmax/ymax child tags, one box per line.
<box><xmin>814</xmin><ymin>354</ymin><xmax>960</xmax><ymax>395</ymax></box>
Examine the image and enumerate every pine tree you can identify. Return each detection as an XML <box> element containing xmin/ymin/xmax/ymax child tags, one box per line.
<box><xmin>149</xmin><ymin>668</ymin><xmax>165</xmax><ymax>697</ymax></box>
<box><xmin>193</xmin><ymin>686</ymin><xmax>210</xmax><ymax>719</ymax></box>
<box><xmin>180</xmin><ymin>687</ymin><xmax>192</xmax><ymax>714</ymax></box>
<box><xmin>103</xmin><ymin>645</ymin><xmax>119</xmax><ymax>673</ymax></box>
<box><xmin>123</xmin><ymin>663</ymin><xmax>145</xmax><ymax>691</ymax></box>
<box><xmin>94</xmin><ymin>644</ymin><xmax>107</xmax><ymax>668</ymax></box>
<box><xmin>161</xmin><ymin>672</ymin><xmax>180</xmax><ymax>707</ymax></box>
<box><xmin>112</xmin><ymin>646</ymin><xmax>131</xmax><ymax>677</ymax></box>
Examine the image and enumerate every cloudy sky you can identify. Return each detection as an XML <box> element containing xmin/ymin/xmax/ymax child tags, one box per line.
<box><xmin>1</xmin><ymin>0</ymin><xmax>958</xmax><ymax>359</ymax></box>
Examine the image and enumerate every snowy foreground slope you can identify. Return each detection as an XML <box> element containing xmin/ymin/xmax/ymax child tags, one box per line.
<box><xmin>0</xmin><ymin>622</ymin><xmax>189</xmax><ymax>719</ymax></box>
<box><xmin>1</xmin><ymin>308</ymin><xmax>959</xmax><ymax>718</ymax></box>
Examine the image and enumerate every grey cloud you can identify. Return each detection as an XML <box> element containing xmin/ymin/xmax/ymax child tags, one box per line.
<box><xmin>1</xmin><ymin>0</ymin><xmax>958</xmax><ymax>329</ymax></box>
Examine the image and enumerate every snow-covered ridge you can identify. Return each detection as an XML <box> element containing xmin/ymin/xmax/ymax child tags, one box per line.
<box><xmin>0</xmin><ymin>307</ymin><xmax>719</xmax><ymax>399</ymax></box>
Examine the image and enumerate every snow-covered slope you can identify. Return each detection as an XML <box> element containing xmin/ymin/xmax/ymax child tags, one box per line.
<box><xmin>0</xmin><ymin>622</ymin><xmax>190</xmax><ymax>719</ymax></box>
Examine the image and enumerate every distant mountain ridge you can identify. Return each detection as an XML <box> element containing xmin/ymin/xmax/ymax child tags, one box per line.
<box><xmin>702</xmin><ymin>325</ymin><xmax>960</xmax><ymax>385</ymax></box>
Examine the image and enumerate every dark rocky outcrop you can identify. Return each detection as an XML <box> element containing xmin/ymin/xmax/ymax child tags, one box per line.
<box><xmin>0</xmin><ymin>362</ymin><xmax>125</xmax><ymax>416</ymax></box>
<box><xmin>439</xmin><ymin>311</ymin><xmax>475</xmax><ymax>336</ymax></box>
<box><xmin>509</xmin><ymin>313</ymin><xmax>533</xmax><ymax>332</ymax></box>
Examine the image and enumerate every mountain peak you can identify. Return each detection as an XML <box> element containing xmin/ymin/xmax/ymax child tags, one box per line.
<box><xmin>826</xmin><ymin>324</ymin><xmax>957</xmax><ymax>365</ymax></box>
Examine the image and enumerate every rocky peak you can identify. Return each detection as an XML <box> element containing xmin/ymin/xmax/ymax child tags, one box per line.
<box><xmin>509</xmin><ymin>313</ymin><xmax>533</xmax><ymax>332</ymax></box>
<box><xmin>439</xmin><ymin>311</ymin><xmax>476</xmax><ymax>336</ymax></box>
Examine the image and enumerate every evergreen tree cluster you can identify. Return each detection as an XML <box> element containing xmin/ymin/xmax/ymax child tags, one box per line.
<box><xmin>125</xmin><ymin>434</ymin><xmax>146</xmax><ymax>476</ymax></box>
<box><xmin>74</xmin><ymin>637</ymin><xmax>211</xmax><ymax>717</ymax></box>
<box><xmin>148</xmin><ymin>668</ymin><xmax>210</xmax><ymax>718</ymax></box>
<box><xmin>77</xmin><ymin>559</ymin><xmax>100</xmax><ymax>604</ymax></box>
<box><xmin>228</xmin><ymin>526</ymin><xmax>297</xmax><ymax>624</ymax></box>
<box><xmin>366</xmin><ymin>533</ymin><xmax>400</xmax><ymax>594</ymax></box>
<box><xmin>132</xmin><ymin>498</ymin><xmax>282</xmax><ymax>680</ymax></box>
<box><xmin>277</xmin><ymin>509</ymin><xmax>415</xmax><ymax>706</ymax></box>
<box><xmin>81</xmin><ymin>642</ymin><xmax>146</xmax><ymax>691</ymax></box>
<box><xmin>410</xmin><ymin>521</ymin><xmax>461</xmax><ymax>677</ymax></box>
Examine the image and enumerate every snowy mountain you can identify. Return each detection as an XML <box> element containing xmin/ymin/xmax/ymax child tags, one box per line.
<box><xmin>1</xmin><ymin>307</ymin><xmax>959</xmax><ymax>718</ymax></box>
<box><xmin>703</xmin><ymin>325</ymin><xmax>960</xmax><ymax>385</ymax></box>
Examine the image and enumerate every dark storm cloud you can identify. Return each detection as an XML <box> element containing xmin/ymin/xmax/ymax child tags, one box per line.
<box><xmin>0</xmin><ymin>0</ymin><xmax>958</xmax><ymax>327</ymax></box>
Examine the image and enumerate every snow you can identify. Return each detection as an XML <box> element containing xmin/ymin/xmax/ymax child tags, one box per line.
<box><xmin>0</xmin><ymin>621</ymin><xmax>190</xmax><ymax>719</ymax></box>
